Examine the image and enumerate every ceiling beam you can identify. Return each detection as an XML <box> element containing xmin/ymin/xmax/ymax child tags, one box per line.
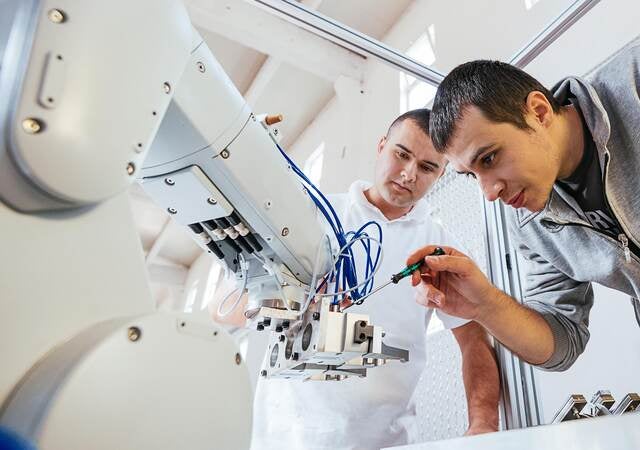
<box><xmin>145</xmin><ymin>217</ymin><xmax>173</xmax><ymax>265</ymax></box>
<box><xmin>183</xmin><ymin>0</ymin><xmax>364</xmax><ymax>82</ymax></box>
<box><xmin>243</xmin><ymin>0</ymin><xmax>323</xmax><ymax>105</ymax></box>
<box><xmin>244</xmin><ymin>56</ymin><xmax>282</xmax><ymax>106</ymax></box>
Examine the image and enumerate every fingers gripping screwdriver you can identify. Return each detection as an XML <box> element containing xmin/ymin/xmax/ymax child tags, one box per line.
<box><xmin>354</xmin><ymin>247</ymin><xmax>445</xmax><ymax>304</ymax></box>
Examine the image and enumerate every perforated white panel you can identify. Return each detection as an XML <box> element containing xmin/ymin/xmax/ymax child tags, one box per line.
<box><xmin>425</xmin><ymin>168</ymin><xmax>488</xmax><ymax>273</ymax></box>
<box><xmin>409</xmin><ymin>330</ymin><xmax>467</xmax><ymax>443</ymax></box>
<box><xmin>410</xmin><ymin>169</ymin><xmax>488</xmax><ymax>442</ymax></box>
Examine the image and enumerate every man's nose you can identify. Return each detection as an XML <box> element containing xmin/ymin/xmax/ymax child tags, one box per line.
<box><xmin>479</xmin><ymin>176</ymin><xmax>504</xmax><ymax>202</ymax></box>
<box><xmin>401</xmin><ymin>162</ymin><xmax>417</xmax><ymax>182</ymax></box>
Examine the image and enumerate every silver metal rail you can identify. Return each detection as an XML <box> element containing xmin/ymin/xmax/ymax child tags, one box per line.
<box><xmin>248</xmin><ymin>0</ymin><xmax>445</xmax><ymax>85</ymax></box>
<box><xmin>510</xmin><ymin>0</ymin><xmax>602</xmax><ymax>67</ymax></box>
<box><xmin>249</xmin><ymin>0</ymin><xmax>600</xmax><ymax>85</ymax></box>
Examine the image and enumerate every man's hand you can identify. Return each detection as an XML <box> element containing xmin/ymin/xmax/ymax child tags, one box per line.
<box><xmin>406</xmin><ymin>245</ymin><xmax>499</xmax><ymax>321</ymax></box>
<box><xmin>409</xmin><ymin>246</ymin><xmax>556</xmax><ymax>366</ymax></box>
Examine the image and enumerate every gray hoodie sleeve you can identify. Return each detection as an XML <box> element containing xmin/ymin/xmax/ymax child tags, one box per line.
<box><xmin>515</xmin><ymin>238</ymin><xmax>594</xmax><ymax>371</ymax></box>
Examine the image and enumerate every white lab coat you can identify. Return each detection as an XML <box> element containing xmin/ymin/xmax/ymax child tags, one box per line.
<box><xmin>251</xmin><ymin>180</ymin><xmax>468</xmax><ymax>450</ymax></box>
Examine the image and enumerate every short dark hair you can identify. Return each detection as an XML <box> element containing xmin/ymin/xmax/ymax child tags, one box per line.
<box><xmin>429</xmin><ymin>60</ymin><xmax>561</xmax><ymax>152</ymax></box>
<box><xmin>387</xmin><ymin>108</ymin><xmax>431</xmax><ymax>137</ymax></box>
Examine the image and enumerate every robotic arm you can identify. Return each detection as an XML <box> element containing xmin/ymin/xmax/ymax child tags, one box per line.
<box><xmin>138</xmin><ymin>22</ymin><xmax>408</xmax><ymax>381</ymax></box>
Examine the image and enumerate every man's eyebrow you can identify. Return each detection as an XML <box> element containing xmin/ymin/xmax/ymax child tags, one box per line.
<box><xmin>396</xmin><ymin>143</ymin><xmax>440</xmax><ymax>169</ymax></box>
<box><xmin>455</xmin><ymin>144</ymin><xmax>495</xmax><ymax>174</ymax></box>
<box><xmin>454</xmin><ymin>144</ymin><xmax>495</xmax><ymax>175</ymax></box>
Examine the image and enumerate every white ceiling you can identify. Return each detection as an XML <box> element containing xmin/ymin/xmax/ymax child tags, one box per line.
<box><xmin>132</xmin><ymin>0</ymin><xmax>414</xmax><ymax>303</ymax></box>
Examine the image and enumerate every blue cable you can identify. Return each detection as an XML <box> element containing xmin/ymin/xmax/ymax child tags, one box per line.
<box><xmin>274</xmin><ymin>140</ymin><xmax>383</xmax><ymax>303</ymax></box>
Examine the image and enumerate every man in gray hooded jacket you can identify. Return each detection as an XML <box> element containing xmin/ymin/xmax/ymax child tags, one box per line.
<box><xmin>406</xmin><ymin>37</ymin><xmax>640</xmax><ymax>371</ymax></box>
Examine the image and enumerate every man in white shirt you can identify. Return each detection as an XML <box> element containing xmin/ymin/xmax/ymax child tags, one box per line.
<box><xmin>250</xmin><ymin>109</ymin><xmax>499</xmax><ymax>449</ymax></box>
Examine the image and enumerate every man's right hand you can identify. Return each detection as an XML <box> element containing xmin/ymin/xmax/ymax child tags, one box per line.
<box><xmin>407</xmin><ymin>245</ymin><xmax>556</xmax><ymax>366</ymax></box>
<box><xmin>406</xmin><ymin>245</ymin><xmax>500</xmax><ymax>321</ymax></box>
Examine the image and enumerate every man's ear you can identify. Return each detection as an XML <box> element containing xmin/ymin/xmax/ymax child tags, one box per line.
<box><xmin>525</xmin><ymin>91</ymin><xmax>554</xmax><ymax>128</ymax></box>
<box><xmin>377</xmin><ymin>135</ymin><xmax>386</xmax><ymax>155</ymax></box>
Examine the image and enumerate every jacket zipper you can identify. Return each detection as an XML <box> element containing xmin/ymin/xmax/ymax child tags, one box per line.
<box><xmin>601</xmin><ymin>151</ymin><xmax>637</xmax><ymax>263</ymax></box>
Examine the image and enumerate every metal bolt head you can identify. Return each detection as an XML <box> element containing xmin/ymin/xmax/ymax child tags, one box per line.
<box><xmin>292</xmin><ymin>352</ymin><xmax>299</xmax><ymax>361</ymax></box>
<box><xmin>312</xmin><ymin>312</ymin><xmax>320</xmax><ymax>321</ymax></box>
<box><xmin>126</xmin><ymin>162</ymin><xmax>135</xmax><ymax>175</ymax></box>
<box><xmin>260</xmin><ymin>370</ymin><xmax>267</xmax><ymax>377</ymax></box>
<box><xmin>22</xmin><ymin>118</ymin><xmax>42</xmax><ymax>134</ymax></box>
<box><xmin>167</xmin><ymin>207</ymin><xmax>177</xmax><ymax>215</ymax></box>
<box><xmin>207</xmin><ymin>197</ymin><xmax>217</xmax><ymax>205</ymax></box>
<box><xmin>48</xmin><ymin>9</ymin><xmax>65</xmax><ymax>23</ymax></box>
<box><xmin>220</xmin><ymin>149</ymin><xmax>230</xmax><ymax>159</ymax></box>
<box><xmin>163</xmin><ymin>82</ymin><xmax>171</xmax><ymax>94</ymax></box>
<box><xmin>235</xmin><ymin>352</ymin><xmax>242</xmax><ymax>365</ymax></box>
<box><xmin>196</xmin><ymin>62</ymin><xmax>206</xmax><ymax>73</ymax></box>
<box><xmin>127</xmin><ymin>326</ymin><xmax>141</xmax><ymax>342</ymax></box>
<box><xmin>281</xmin><ymin>227</ymin><xmax>289</xmax><ymax>237</ymax></box>
<box><xmin>279</xmin><ymin>335</ymin><xmax>285</xmax><ymax>342</ymax></box>
<box><xmin>165</xmin><ymin>178</ymin><xmax>175</xmax><ymax>186</ymax></box>
<box><xmin>264</xmin><ymin>200</ymin><xmax>272</xmax><ymax>209</ymax></box>
<box><xmin>256</xmin><ymin>323</ymin><xmax>265</xmax><ymax>331</ymax></box>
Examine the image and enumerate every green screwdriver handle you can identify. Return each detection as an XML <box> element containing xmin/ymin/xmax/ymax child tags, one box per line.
<box><xmin>391</xmin><ymin>247</ymin><xmax>445</xmax><ymax>283</ymax></box>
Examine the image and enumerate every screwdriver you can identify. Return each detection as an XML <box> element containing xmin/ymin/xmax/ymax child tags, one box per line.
<box><xmin>353</xmin><ymin>247</ymin><xmax>445</xmax><ymax>304</ymax></box>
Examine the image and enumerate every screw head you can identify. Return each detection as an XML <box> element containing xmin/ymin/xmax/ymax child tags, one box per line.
<box><xmin>292</xmin><ymin>352</ymin><xmax>299</xmax><ymax>361</ymax></box>
<box><xmin>235</xmin><ymin>352</ymin><xmax>242</xmax><ymax>365</ymax></box>
<box><xmin>207</xmin><ymin>197</ymin><xmax>217</xmax><ymax>205</ymax></box>
<box><xmin>256</xmin><ymin>323</ymin><xmax>265</xmax><ymax>331</ymax></box>
<box><xmin>260</xmin><ymin>370</ymin><xmax>267</xmax><ymax>377</ymax></box>
<box><xmin>126</xmin><ymin>162</ymin><xmax>135</xmax><ymax>175</ymax></box>
<box><xmin>275</xmin><ymin>325</ymin><xmax>283</xmax><ymax>333</ymax></box>
<box><xmin>312</xmin><ymin>312</ymin><xmax>320</xmax><ymax>321</ymax></box>
<box><xmin>281</xmin><ymin>227</ymin><xmax>289</xmax><ymax>237</ymax></box>
<box><xmin>264</xmin><ymin>200</ymin><xmax>272</xmax><ymax>209</ymax></box>
<box><xmin>165</xmin><ymin>178</ymin><xmax>175</xmax><ymax>186</ymax></box>
<box><xmin>279</xmin><ymin>335</ymin><xmax>285</xmax><ymax>342</ymax></box>
<box><xmin>220</xmin><ymin>149</ymin><xmax>230</xmax><ymax>159</ymax></box>
<box><xmin>127</xmin><ymin>326</ymin><xmax>141</xmax><ymax>342</ymax></box>
<box><xmin>48</xmin><ymin>9</ymin><xmax>65</xmax><ymax>23</ymax></box>
<box><xmin>163</xmin><ymin>82</ymin><xmax>171</xmax><ymax>94</ymax></box>
<box><xmin>22</xmin><ymin>118</ymin><xmax>42</xmax><ymax>134</ymax></box>
<box><xmin>196</xmin><ymin>62</ymin><xmax>206</xmax><ymax>73</ymax></box>
<box><xmin>263</xmin><ymin>317</ymin><xmax>272</xmax><ymax>327</ymax></box>
<box><xmin>167</xmin><ymin>207</ymin><xmax>177</xmax><ymax>215</ymax></box>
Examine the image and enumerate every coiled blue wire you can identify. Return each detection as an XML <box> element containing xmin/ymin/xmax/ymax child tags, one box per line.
<box><xmin>274</xmin><ymin>141</ymin><xmax>382</xmax><ymax>303</ymax></box>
